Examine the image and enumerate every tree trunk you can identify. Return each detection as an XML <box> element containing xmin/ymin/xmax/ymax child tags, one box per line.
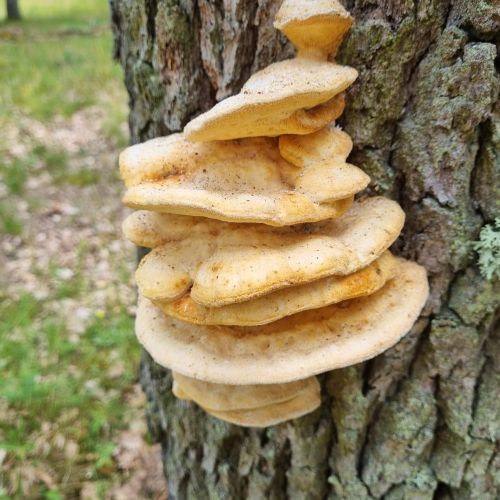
<box><xmin>6</xmin><ymin>0</ymin><xmax>21</xmax><ymax>20</ymax></box>
<box><xmin>110</xmin><ymin>1</ymin><xmax>499</xmax><ymax>498</ymax></box>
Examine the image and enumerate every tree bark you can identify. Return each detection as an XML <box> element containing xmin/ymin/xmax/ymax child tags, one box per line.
<box><xmin>6</xmin><ymin>0</ymin><xmax>21</xmax><ymax>20</ymax></box>
<box><xmin>110</xmin><ymin>1</ymin><xmax>499</xmax><ymax>498</ymax></box>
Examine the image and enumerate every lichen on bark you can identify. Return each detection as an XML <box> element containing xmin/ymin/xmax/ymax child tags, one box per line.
<box><xmin>110</xmin><ymin>0</ymin><xmax>500</xmax><ymax>498</ymax></box>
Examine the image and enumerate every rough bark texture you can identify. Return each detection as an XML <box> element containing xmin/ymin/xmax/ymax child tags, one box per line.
<box><xmin>110</xmin><ymin>1</ymin><xmax>500</xmax><ymax>498</ymax></box>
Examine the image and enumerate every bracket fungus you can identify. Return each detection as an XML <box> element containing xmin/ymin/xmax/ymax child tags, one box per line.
<box><xmin>135</xmin><ymin>259</ymin><xmax>428</xmax><ymax>385</ymax></box>
<box><xmin>183</xmin><ymin>1</ymin><xmax>357</xmax><ymax>141</ymax></box>
<box><xmin>172</xmin><ymin>372</ymin><xmax>320</xmax><ymax>413</ymax></box>
<box><xmin>119</xmin><ymin>0</ymin><xmax>429</xmax><ymax>427</ymax></box>
<box><xmin>126</xmin><ymin>197</ymin><xmax>403</xmax><ymax>306</ymax></box>
<box><xmin>120</xmin><ymin>127</ymin><xmax>369</xmax><ymax>226</ymax></box>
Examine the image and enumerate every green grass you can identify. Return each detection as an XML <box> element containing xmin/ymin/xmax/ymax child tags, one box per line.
<box><xmin>0</xmin><ymin>143</ymin><xmax>101</xmax><ymax>205</ymax></box>
<box><xmin>0</xmin><ymin>202</ymin><xmax>23</xmax><ymax>235</ymax></box>
<box><xmin>0</xmin><ymin>35</ymin><xmax>123</xmax><ymax>121</ymax></box>
<box><xmin>0</xmin><ymin>294</ymin><xmax>138</xmax><ymax>497</ymax></box>
<box><xmin>0</xmin><ymin>1</ymin><xmax>135</xmax><ymax>497</ymax></box>
<box><xmin>0</xmin><ymin>1</ymin><xmax>126</xmax><ymax>126</ymax></box>
<box><xmin>0</xmin><ymin>0</ymin><xmax>110</xmax><ymax>32</ymax></box>
<box><xmin>0</xmin><ymin>157</ymin><xmax>27</xmax><ymax>194</ymax></box>
<box><xmin>0</xmin><ymin>0</ymin><xmax>127</xmax><ymax>206</ymax></box>
<box><xmin>33</xmin><ymin>144</ymin><xmax>100</xmax><ymax>187</ymax></box>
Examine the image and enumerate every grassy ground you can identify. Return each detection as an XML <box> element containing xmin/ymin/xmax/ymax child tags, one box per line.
<box><xmin>0</xmin><ymin>1</ymin><xmax>166</xmax><ymax>498</ymax></box>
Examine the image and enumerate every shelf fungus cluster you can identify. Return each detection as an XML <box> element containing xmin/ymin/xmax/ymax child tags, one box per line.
<box><xmin>119</xmin><ymin>0</ymin><xmax>429</xmax><ymax>427</ymax></box>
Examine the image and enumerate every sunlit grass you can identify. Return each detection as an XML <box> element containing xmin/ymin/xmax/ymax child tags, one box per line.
<box><xmin>0</xmin><ymin>34</ymin><xmax>124</xmax><ymax>121</ymax></box>
<box><xmin>0</xmin><ymin>0</ymin><xmax>126</xmax><ymax>126</ymax></box>
<box><xmin>0</xmin><ymin>0</ymin><xmax>110</xmax><ymax>31</ymax></box>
